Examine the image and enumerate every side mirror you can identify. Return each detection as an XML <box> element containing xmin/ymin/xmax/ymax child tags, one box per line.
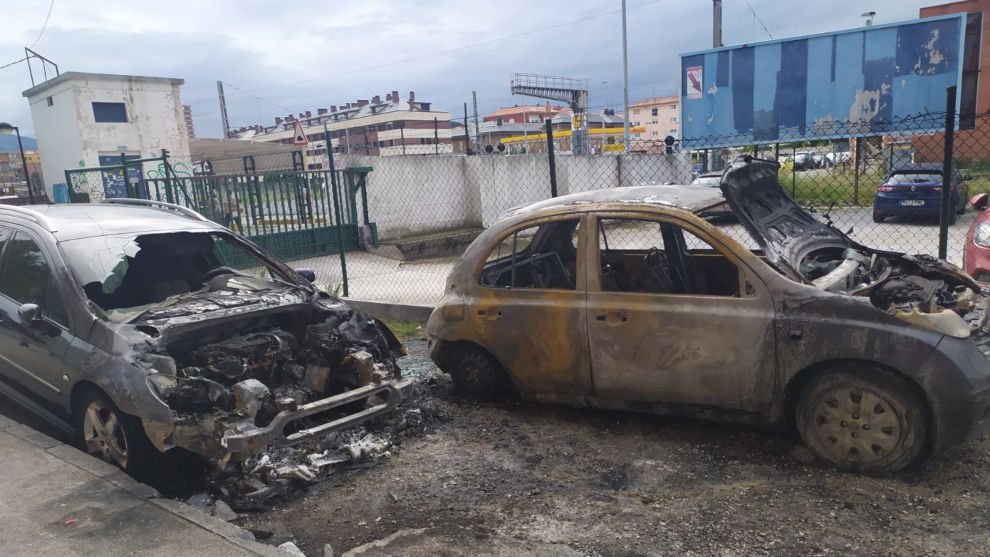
<box><xmin>970</xmin><ymin>193</ymin><xmax>989</xmax><ymax>211</ymax></box>
<box><xmin>17</xmin><ymin>303</ymin><xmax>42</xmax><ymax>324</ymax></box>
<box><xmin>295</xmin><ymin>268</ymin><xmax>316</xmax><ymax>283</ymax></box>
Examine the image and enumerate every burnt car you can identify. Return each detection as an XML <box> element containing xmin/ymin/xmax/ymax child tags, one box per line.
<box><xmin>427</xmin><ymin>156</ymin><xmax>990</xmax><ymax>473</ymax></box>
<box><xmin>0</xmin><ymin>200</ymin><xmax>406</xmax><ymax>477</ymax></box>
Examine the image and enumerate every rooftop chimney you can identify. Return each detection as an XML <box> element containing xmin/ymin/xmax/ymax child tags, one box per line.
<box><xmin>305</xmin><ymin>111</ymin><xmax>312</xmax><ymax>118</ymax></box>
<box><xmin>409</xmin><ymin>91</ymin><xmax>415</xmax><ymax>101</ymax></box>
<box><xmin>318</xmin><ymin>108</ymin><xmax>328</xmax><ymax>115</ymax></box>
<box><xmin>372</xmin><ymin>95</ymin><xmax>381</xmax><ymax>104</ymax></box>
<box><xmin>392</xmin><ymin>90</ymin><xmax>399</xmax><ymax>102</ymax></box>
<box><xmin>275</xmin><ymin>117</ymin><xmax>283</xmax><ymax>125</ymax></box>
<box><xmin>356</xmin><ymin>99</ymin><xmax>369</xmax><ymax>107</ymax></box>
<box><xmin>331</xmin><ymin>105</ymin><xmax>337</xmax><ymax>112</ymax></box>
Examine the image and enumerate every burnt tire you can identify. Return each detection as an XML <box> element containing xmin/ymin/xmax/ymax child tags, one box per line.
<box><xmin>795</xmin><ymin>366</ymin><xmax>927</xmax><ymax>474</ymax></box>
<box><xmin>74</xmin><ymin>389</ymin><xmax>157</xmax><ymax>479</ymax></box>
<box><xmin>447</xmin><ymin>345</ymin><xmax>503</xmax><ymax>400</ymax></box>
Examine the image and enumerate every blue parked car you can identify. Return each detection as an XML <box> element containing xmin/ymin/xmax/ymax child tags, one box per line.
<box><xmin>873</xmin><ymin>164</ymin><xmax>970</xmax><ymax>224</ymax></box>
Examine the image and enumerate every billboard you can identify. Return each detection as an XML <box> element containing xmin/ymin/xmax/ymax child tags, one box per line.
<box><xmin>679</xmin><ymin>13</ymin><xmax>982</xmax><ymax>148</ymax></box>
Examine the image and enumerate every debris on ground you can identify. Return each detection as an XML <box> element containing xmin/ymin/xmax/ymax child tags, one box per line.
<box><xmin>277</xmin><ymin>541</ymin><xmax>306</xmax><ymax>556</ymax></box>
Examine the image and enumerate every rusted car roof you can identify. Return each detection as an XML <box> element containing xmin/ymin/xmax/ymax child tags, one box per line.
<box><xmin>498</xmin><ymin>185</ymin><xmax>726</xmax><ymax>221</ymax></box>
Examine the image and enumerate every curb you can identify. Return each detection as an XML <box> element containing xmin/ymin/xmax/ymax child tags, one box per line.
<box><xmin>343</xmin><ymin>298</ymin><xmax>433</xmax><ymax>322</ymax></box>
<box><xmin>0</xmin><ymin>413</ymin><xmax>285</xmax><ymax>557</ymax></box>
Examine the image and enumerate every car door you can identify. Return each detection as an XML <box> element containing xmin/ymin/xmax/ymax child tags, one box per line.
<box><xmin>0</xmin><ymin>228</ymin><xmax>76</xmax><ymax>404</ymax></box>
<box><xmin>586</xmin><ymin>212</ymin><xmax>777</xmax><ymax>411</ymax></box>
<box><xmin>470</xmin><ymin>215</ymin><xmax>592</xmax><ymax>397</ymax></box>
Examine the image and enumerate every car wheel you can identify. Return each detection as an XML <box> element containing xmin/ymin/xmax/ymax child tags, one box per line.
<box><xmin>75</xmin><ymin>389</ymin><xmax>155</xmax><ymax>477</ymax></box>
<box><xmin>948</xmin><ymin>210</ymin><xmax>957</xmax><ymax>225</ymax></box>
<box><xmin>872</xmin><ymin>209</ymin><xmax>884</xmax><ymax>223</ymax></box>
<box><xmin>795</xmin><ymin>366</ymin><xmax>927</xmax><ymax>473</ymax></box>
<box><xmin>447</xmin><ymin>345</ymin><xmax>503</xmax><ymax>400</ymax></box>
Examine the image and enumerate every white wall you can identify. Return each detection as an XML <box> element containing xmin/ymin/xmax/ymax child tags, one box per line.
<box><xmin>25</xmin><ymin>73</ymin><xmax>191</xmax><ymax>201</ymax></box>
<box><xmin>331</xmin><ymin>152</ymin><xmax>693</xmax><ymax>241</ymax></box>
<box><xmin>25</xmin><ymin>80</ymin><xmax>84</xmax><ymax>201</ymax></box>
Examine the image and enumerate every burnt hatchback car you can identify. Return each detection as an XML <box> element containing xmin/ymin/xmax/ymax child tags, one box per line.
<box><xmin>427</xmin><ymin>156</ymin><xmax>990</xmax><ymax>473</ymax></box>
<box><xmin>0</xmin><ymin>200</ymin><xmax>406</xmax><ymax>477</ymax></box>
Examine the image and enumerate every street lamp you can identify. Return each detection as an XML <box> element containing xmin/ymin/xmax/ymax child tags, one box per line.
<box><xmin>0</xmin><ymin>122</ymin><xmax>34</xmax><ymax>204</ymax></box>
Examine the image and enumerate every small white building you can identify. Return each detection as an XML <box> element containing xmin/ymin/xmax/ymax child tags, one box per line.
<box><xmin>22</xmin><ymin>72</ymin><xmax>190</xmax><ymax>201</ymax></box>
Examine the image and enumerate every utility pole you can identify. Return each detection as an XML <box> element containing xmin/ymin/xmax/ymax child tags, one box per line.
<box><xmin>217</xmin><ymin>81</ymin><xmax>231</xmax><ymax>139</ymax></box>
<box><xmin>463</xmin><ymin>103</ymin><xmax>470</xmax><ymax>154</ymax></box>
<box><xmin>621</xmin><ymin>0</ymin><xmax>631</xmax><ymax>152</ymax></box>
<box><xmin>713</xmin><ymin>0</ymin><xmax>723</xmax><ymax>47</ymax></box>
<box><xmin>472</xmin><ymin>91</ymin><xmax>481</xmax><ymax>154</ymax></box>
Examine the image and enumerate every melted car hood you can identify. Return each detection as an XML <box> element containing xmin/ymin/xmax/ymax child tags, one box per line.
<box><xmin>720</xmin><ymin>156</ymin><xmax>858</xmax><ymax>279</ymax></box>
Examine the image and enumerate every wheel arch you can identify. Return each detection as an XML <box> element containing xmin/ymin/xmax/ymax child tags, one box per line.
<box><xmin>782</xmin><ymin>358</ymin><xmax>937</xmax><ymax>450</ymax></box>
<box><xmin>69</xmin><ymin>380</ymin><xmax>108</xmax><ymax>416</ymax></box>
<box><xmin>433</xmin><ymin>338</ymin><xmax>515</xmax><ymax>390</ymax></box>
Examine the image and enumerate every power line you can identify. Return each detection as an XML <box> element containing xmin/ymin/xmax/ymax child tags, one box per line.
<box><xmin>0</xmin><ymin>57</ymin><xmax>28</xmax><ymax>71</ymax></box>
<box><xmin>222</xmin><ymin>81</ymin><xmax>292</xmax><ymax>112</ymax></box>
<box><xmin>742</xmin><ymin>0</ymin><xmax>773</xmax><ymax>39</ymax></box>
<box><xmin>29</xmin><ymin>0</ymin><xmax>56</xmax><ymax>49</ymax></box>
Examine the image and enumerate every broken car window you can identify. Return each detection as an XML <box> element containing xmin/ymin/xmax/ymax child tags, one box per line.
<box><xmin>598</xmin><ymin>218</ymin><xmax>739</xmax><ymax>297</ymax></box>
<box><xmin>480</xmin><ymin>219</ymin><xmax>579</xmax><ymax>290</ymax></box>
<box><xmin>0</xmin><ymin>231</ymin><xmax>69</xmax><ymax>326</ymax></box>
<box><xmin>59</xmin><ymin>231</ymin><xmax>293</xmax><ymax>322</ymax></box>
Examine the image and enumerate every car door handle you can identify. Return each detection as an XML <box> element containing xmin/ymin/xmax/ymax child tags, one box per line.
<box><xmin>595</xmin><ymin>311</ymin><xmax>628</xmax><ymax>325</ymax></box>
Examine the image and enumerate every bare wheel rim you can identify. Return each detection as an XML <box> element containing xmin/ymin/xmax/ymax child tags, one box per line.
<box><xmin>459</xmin><ymin>354</ymin><xmax>492</xmax><ymax>389</ymax></box>
<box><xmin>82</xmin><ymin>400</ymin><xmax>129</xmax><ymax>468</ymax></box>
<box><xmin>810</xmin><ymin>386</ymin><xmax>902</xmax><ymax>464</ymax></box>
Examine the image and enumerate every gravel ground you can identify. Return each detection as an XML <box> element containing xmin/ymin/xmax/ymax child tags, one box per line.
<box><xmin>241</xmin><ymin>339</ymin><xmax>990</xmax><ymax>556</ymax></box>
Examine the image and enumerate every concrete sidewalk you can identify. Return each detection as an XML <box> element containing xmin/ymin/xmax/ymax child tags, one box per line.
<box><xmin>0</xmin><ymin>414</ymin><xmax>284</xmax><ymax>557</ymax></box>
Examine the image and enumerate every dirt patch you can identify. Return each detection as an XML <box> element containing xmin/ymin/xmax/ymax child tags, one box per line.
<box><xmin>236</xmin><ymin>340</ymin><xmax>990</xmax><ymax>555</ymax></box>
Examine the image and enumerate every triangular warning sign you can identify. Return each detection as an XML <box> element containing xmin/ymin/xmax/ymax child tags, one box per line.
<box><xmin>292</xmin><ymin>119</ymin><xmax>308</xmax><ymax>146</ymax></box>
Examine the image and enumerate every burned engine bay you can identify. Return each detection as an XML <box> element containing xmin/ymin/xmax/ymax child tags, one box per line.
<box><xmin>129</xmin><ymin>272</ymin><xmax>413</xmax><ymax>497</ymax></box>
<box><xmin>799</xmin><ymin>246</ymin><xmax>988</xmax><ymax>338</ymax></box>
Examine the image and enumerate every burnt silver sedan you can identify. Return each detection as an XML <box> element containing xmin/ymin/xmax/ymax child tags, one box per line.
<box><xmin>427</xmin><ymin>156</ymin><xmax>990</xmax><ymax>473</ymax></box>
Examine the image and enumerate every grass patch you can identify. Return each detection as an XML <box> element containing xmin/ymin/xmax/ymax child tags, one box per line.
<box><xmin>775</xmin><ymin>166</ymin><xmax>990</xmax><ymax>207</ymax></box>
<box><xmin>381</xmin><ymin>318</ymin><xmax>425</xmax><ymax>340</ymax></box>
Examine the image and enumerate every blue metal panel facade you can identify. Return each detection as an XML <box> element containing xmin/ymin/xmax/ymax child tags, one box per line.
<box><xmin>680</xmin><ymin>14</ymin><xmax>971</xmax><ymax>148</ymax></box>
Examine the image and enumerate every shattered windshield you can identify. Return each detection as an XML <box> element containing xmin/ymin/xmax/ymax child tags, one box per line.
<box><xmin>60</xmin><ymin>231</ymin><xmax>294</xmax><ymax>323</ymax></box>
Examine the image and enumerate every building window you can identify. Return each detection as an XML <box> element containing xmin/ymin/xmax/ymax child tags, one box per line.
<box><xmin>652</xmin><ymin>131</ymin><xmax>658</xmax><ymax>137</ymax></box>
<box><xmin>671</xmin><ymin>117</ymin><xmax>677</xmax><ymax>123</ymax></box>
<box><xmin>633</xmin><ymin>109</ymin><xmax>640</xmax><ymax>115</ymax></box>
<box><xmin>46</xmin><ymin>96</ymin><xmax>53</xmax><ymax>107</ymax></box>
<box><xmin>651</xmin><ymin>108</ymin><xmax>658</xmax><ymax>116</ymax></box>
<box><xmin>669</xmin><ymin>105</ymin><xmax>676</xmax><ymax>110</ymax></box>
<box><xmin>389</xmin><ymin>139</ymin><xmax>395</xmax><ymax>146</ymax></box>
<box><xmin>669</xmin><ymin>129</ymin><xmax>677</xmax><ymax>134</ymax></box>
<box><xmin>92</xmin><ymin>102</ymin><xmax>127</xmax><ymax>123</ymax></box>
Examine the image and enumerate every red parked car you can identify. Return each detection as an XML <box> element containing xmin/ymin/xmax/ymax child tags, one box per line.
<box><xmin>965</xmin><ymin>193</ymin><xmax>990</xmax><ymax>283</ymax></box>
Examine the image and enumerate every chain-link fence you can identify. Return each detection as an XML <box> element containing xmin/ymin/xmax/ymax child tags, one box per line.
<box><xmin>62</xmin><ymin>110</ymin><xmax>990</xmax><ymax>306</ymax></box>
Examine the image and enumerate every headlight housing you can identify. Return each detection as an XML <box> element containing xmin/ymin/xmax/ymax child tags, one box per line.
<box><xmin>975</xmin><ymin>223</ymin><xmax>990</xmax><ymax>248</ymax></box>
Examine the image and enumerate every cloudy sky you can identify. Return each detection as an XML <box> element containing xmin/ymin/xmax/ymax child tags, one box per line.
<box><xmin>0</xmin><ymin>0</ymin><xmax>944</xmax><ymax>138</ymax></box>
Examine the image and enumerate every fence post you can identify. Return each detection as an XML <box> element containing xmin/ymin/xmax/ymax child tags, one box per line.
<box><xmin>546</xmin><ymin>119</ymin><xmax>558</xmax><ymax>198</ymax></box>
<box><xmin>325</xmin><ymin>130</ymin><xmax>348</xmax><ymax>297</ymax></box>
<box><xmin>161</xmin><ymin>148</ymin><xmax>174</xmax><ymax>203</ymax></box>
<box><xmin>939</xmin><ymin>86</ymin><xmax>957</xmax><ymax>260</ymax></box>
<box><xmin>853</xmin><ymin>138</ymin><xmax>861</xmax><ymax>206</ymax></box>
<box><xmin>791</xmin><ymin>146</ymin><xmax>796</xmax><ymax>198</ymax></box>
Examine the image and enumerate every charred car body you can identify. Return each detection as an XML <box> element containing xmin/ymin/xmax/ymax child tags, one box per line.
<box><xmin>428</xmin><ymin>156</ymin><xmax>990</xmax><ymax>473</ymax></box>
<box><xmin>0</xmin><ymin>200</ymin><xmax>406</xmax><ymax>476</ymax></box>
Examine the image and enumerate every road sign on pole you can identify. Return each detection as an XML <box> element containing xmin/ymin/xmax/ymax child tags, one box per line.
<box><xmin>292</xmin><ymin>119</ymin><xmax>308</xmax><ymax>146</ymax></box>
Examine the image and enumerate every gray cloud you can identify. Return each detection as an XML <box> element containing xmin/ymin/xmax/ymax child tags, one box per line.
<box><xmin>1</xmin><ymin>0</ymin><xmax>937</xmax><ymax>139</ymax></box>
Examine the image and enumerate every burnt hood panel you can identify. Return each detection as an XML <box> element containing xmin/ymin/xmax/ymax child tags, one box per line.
<box><xmin>720</xmin><ymin>155</ymin><xmax>852</xmax><ymax>271</ymax></box>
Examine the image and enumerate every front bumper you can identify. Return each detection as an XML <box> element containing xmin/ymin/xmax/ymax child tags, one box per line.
<box><xmin>222</xmin><ymin>380</ymin><xmax>411</xmax><ymax>456</ymax></box>
<box><xmin>170</xmin><ymin>379</ymin><xmax>411</xmax><ymax>462</ymax></box>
